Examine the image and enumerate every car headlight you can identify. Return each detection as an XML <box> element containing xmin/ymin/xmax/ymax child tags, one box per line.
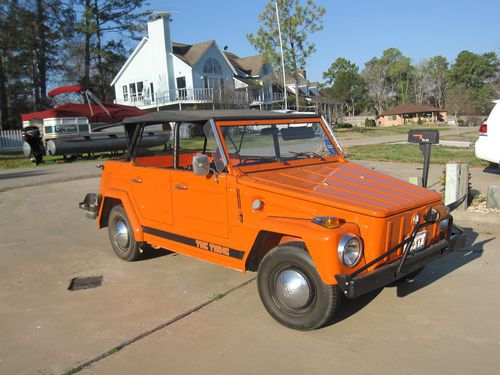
<box><xmin>440</xmin><ymin>218</ymin><xmax>449</xmax><ymax>232</ymax></box>
<box><xmin>338</xmin><ymin>233</ymin><xmax>363</xmax><ymax>267</ymax></box>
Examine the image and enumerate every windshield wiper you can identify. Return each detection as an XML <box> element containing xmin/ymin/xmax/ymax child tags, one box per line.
<box><xmin>289</xmin><ymin>151</ymin><xmax>325</xmax><ymax>160</ymax></box>
<box><xmin>236</xmin><ymin>156</ymin><xmax>285</xmax><ymax>166</ymax></box>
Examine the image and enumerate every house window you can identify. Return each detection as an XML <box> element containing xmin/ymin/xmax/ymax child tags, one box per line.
<box><xmin>129</xmin><ymin>83</ymin><xmax>137</xmax><ymax>101</ymax></box>
<box><xmin>122</xmin><ymin>85</ymin><xmax>128</xmax><ymax>101</ymax></box>
<box><xmin>203</xmin><ymin>58</ymin><xmax>223</xmax><ymax>75</ymax></box>
<box><xmin>390</xmin><ymin>115</ymin><xmax>397</xmax><ymax>121</ymax></box>
<box><xmin>150</xmin><ymin>82</ymin><xmax>155</xmax><ymax>102</ymax></box>
<box><xmin>136</xmin><ymin>82</ymin><xmax>144</xmax><ymax>98</ymax></box>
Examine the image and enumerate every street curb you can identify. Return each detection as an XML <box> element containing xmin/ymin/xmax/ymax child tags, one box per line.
<box><xmin>452</xmin><ymin>210</ymin><xmax>500</xmax><ymax>225</ymax></box>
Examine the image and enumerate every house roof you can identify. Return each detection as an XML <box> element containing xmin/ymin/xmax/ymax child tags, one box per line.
<box><xmin>122</xmin><ymin>109</ymin><xmax>318</xmax><ymax>125</ymax></box>
<box><xmin>172</xmin><ymin>40</ymin><xmax>214</xmax><ymax>67</ymax></box>
<box><xmin>380</xmin><ymin>104</ymin><xmax>446</xmax><ymax>117</ymax></box>
<box><xmin>225</xmin><ymin>53</ymin><xmax>265</xmax><ymax>77</ymax></box>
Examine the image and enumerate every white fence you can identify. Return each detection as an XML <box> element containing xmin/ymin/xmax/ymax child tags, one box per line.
<box><xmin>0</xmin><ymin>130</ymin><xmax>23</xmax><ymax>152</ymax></box>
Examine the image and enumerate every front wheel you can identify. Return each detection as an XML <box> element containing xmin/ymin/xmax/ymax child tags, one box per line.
<box><xmin>108</xmin><ymin>205</ymin><xmax>142</xmax><ymax>261</ymax></box>
<box><xmin>257</xmin><ymin>243</ymin><xmax>341</xmax><ymax>330</ymax></box>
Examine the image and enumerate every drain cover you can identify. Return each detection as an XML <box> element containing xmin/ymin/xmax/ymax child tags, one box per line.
<box><xmin>68</xmin><ymin>276</ymin><xmax>103</xmax><ymax>291</ymax></box>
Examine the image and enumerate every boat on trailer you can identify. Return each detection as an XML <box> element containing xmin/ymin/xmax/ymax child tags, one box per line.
<box><xmin>21</xmin><ymin>85</ymin><xmax>159</xmax><ymax>164</ymax></box>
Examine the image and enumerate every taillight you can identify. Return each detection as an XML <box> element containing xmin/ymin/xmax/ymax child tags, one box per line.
<box><xmin>479</xmin><ymin>123</ymin><xmax>487</xmax><ymax>135</ymax></box>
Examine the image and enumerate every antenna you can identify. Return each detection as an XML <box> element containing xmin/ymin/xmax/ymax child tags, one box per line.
<box><xmin>146</xmin><ymin>10</ymin><xmax>180</xmax><ymax>20</ymax></box>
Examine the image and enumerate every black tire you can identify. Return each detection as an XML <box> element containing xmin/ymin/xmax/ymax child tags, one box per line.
<box><xmin>257</xmin><ymin>243</ymin><xmax>341</xmax><ymax>330</ymax></box>
<box><xmin>108</xmin><ymin>205</ymin><xmax>141</xmax><ymax>261</ymax></box>
<box><xmin>397</xmin><ymin>266</ymin><xmax>425</xmax><ymax>283</ymax></box>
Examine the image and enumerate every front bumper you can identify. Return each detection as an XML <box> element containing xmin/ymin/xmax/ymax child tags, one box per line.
<box><xmin>336</xmin><ymin>221</ymin><xmax>466</xmax><ymax>299</ymax></box>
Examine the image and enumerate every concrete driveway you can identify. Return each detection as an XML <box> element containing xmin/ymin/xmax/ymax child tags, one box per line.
<box><xmin>0</xmin><ymin>166</ymin><xmax>499</xmax><ymax>374</ymax></box>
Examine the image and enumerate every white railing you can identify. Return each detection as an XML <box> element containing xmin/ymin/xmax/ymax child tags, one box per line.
<box><xmin>250</xmin><ymin>92</ymin><xmax>285</xmax><ymax>104</ymax></box>
<box><xmin>0</xmin><ymin>130</ymin><xmax>23</xmax><ymax>152</ymax></box>
<box><xmin>117</xmin><ymin>88</ymin><xmax>214</xmax><ymax>109</ymax></box>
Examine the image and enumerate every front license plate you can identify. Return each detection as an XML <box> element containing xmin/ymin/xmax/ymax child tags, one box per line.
<box><xmin>406</xmin><ymin>231</ymin><xmax>427</xmax><ymax>253</ymax></box>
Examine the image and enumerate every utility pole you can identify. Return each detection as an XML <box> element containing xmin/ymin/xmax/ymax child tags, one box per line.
<box><xmin>275</xmin><ymin>1</ymin><xmax>287</xmax><ymax>110</ymax></box>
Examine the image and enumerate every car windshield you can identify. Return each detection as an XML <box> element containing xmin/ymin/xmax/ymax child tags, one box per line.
<box><xmin>220</xmin><ymin>122</ymin><xmax>338</xmax><ymax>167</ymax></box>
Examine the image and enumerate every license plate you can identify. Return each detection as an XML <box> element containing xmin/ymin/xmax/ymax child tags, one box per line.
<box><xmin>406</xmin><ymin>231</ymin><xmax>427</xmax><ymax>253</ymax></box>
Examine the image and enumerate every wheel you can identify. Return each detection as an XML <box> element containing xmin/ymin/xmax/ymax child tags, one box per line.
<box><xmin>257</xmin><ymin>243</ymin><xmax>341</xmax><ymax>330</ymax></box>
<box><xmin>108</xmin><ymin>205</ymin><xmax>142</xmax><ymax>261</ymax></box>
<box><xmin>397</xmin><ymin>266</ymin><xmax>425</xmax><ymax>283</ymax></box>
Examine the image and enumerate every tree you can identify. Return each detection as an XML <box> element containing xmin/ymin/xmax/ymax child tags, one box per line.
<box><xmin>322</xmin><ymin>58</ymin><xmax>367</xmax><ymax>116</ymax></box>
<box><xmin>448</xmin><ymin>50</ymin><xmax>499</xmax><ymax>113</ymax></box>
<box><xmin>77</xmin><ymin>0</ymin><xmax>147</xmax><ymax>100</ymax></box>
<box><xmin>247</xmin><ymin>0</ymin><xmax>326</xmax><ymax>110</ymax></box>
<box><xmin>427</xmin><ymin>55</ymin><xmax>448</xmax><ymax>108</ymax></box>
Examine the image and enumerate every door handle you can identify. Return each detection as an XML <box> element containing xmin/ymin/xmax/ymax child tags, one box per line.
<box><xmin>174</xmin><ymin>184</ymin><xmax>188</xmax><ymax>190</ymax></box>
<box><xmin>131</xmin><ymin>178</ymin><xmax>142</xmax><ymax>183</ymax></box>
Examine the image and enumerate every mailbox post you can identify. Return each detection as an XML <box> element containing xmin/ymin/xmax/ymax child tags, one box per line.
<box><xmin>407</xmin><ymin>129</ymin><xmax>439</xmax><ymax>188</ymax></box>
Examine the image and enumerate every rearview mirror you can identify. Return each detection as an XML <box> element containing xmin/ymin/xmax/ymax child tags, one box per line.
<box><xmin>192</xmin><ymin>154</ymin><xmax>210</xmax><ymax>176</ymax></box>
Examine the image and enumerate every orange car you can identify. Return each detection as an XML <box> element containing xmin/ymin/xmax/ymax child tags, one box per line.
<box><xmin>80</xmin><ymin>110</ymin><xmax>465</xmax><ymax>330</ymax></box>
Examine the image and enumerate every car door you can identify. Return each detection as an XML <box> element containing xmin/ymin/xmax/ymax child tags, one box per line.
<box><xmin>129</xmin><ymin>125</ymin><xmax>174</xmax><ymax>227</ymax></box>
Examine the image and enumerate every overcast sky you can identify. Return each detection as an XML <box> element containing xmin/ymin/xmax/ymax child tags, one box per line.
<box><xmin>147</xmin><ymin>0</ymin><xmax>500</xmax><ymax>82</ymax></box>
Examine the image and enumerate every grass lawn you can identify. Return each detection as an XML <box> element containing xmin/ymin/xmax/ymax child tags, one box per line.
<box><xmin>0</xmin><ymin>152</ymin><xmax>115</xmax><ymax>170</ymax></box>
<box><xmin>334</xmin><ymin>124</ymin><xmax>451</xmax><ymax>140</ymax></box>
<box><xmin>347</xmin><ymin>143</ymin><xmax>487</xmax><ymax>167</ymax></box>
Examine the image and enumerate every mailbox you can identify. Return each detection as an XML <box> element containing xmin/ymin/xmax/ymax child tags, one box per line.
<box><xmin>408</xmin><ymin>129</ymin><xmax>439</xmax><ymax>144</ymax></box>
<box><xmin>407</xmin><ymin>129</ymin><xmax>440</xmax><ymax>188</ymax></box>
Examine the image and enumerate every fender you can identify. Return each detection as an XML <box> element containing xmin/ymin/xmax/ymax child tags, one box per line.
<box><xmin>100</xmin><ymin>188</ymin><xmax>144</xmax><ymax>242</ymax></box>
<box><xmin>256</xmin><ymin>216</ymin><xmax>362</xmax><ymax>285</ymax></box>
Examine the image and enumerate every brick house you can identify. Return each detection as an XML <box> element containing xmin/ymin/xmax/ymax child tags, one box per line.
<box><xmin>378</xmin><ymin>104</ymin><xmax>447</xmax><ymax>126</ymax></box>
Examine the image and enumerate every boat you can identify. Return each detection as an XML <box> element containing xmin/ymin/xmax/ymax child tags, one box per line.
<box><xmin>21</xmin><ymin>85</ymin><xmax>151</xmax><ymax>164</ymax></box>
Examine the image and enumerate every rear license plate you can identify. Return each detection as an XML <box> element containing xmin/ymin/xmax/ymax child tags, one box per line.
<box><xmin>406</xmin><ymin>231</ymin><xmax>427</xmax><ymax>253</ymax></box>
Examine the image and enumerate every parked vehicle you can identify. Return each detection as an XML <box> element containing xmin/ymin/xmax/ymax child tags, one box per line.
<box><xmin>21</xmin><ymin>85</ymin><xmax>147</xmax><ymax>164</ymax></box>
<box><xmin>475</xmin><ymin>100</ymin><xmax>500</xmax><ymax>166</ymax></box>
<box><xmin>80</xmin><ymin>110</ymin><xmax>465</xmax><ymax>330</ymax></box>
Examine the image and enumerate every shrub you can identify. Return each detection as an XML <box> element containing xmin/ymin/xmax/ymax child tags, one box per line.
<box><xmin>364</xmin><ymin>118</ymin><xmax>377</xmax><ymax>127</ymax></box>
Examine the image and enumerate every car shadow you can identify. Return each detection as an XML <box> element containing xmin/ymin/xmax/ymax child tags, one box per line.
<box><xmin>395</xmin><ymin>226</ymin><xmax>491</xmax><ymax>297</ymax></box>
<box><xmin>481</xmin><ymin>164</ymin><xmax>500</xmax><ymax>175</ymax></box>
<box><xmin>327</xmin><ymin>288</ymin><xmax>383</xmax><ymax>326</ymax></box>
<box><xmin>140</xmin><ymin>245</ymin><xmax>175</xmax><ymax>261</ymax></box>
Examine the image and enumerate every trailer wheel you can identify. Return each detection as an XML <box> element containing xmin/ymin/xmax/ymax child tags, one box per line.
<box><xmin>257</xmin><ymin>243</ymin><xmax>341</xmax><ymax>330</ymax></box>
<box><xmin>108</xmin><ymin>205</ymin><xmax>141</xmax><ymax>261</ymax></box>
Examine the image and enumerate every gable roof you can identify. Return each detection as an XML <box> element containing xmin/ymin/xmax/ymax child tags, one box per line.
<box><xmin>172</xmin><ymin>40</ymin><xmax>214</xmax><ymax>67</ymax></box>
<box><xmin>380</xmin><ymin>104</ymin><xmax>446</xmax><ymax>117</ymax></box>
<box><xmin>110</xmin><ymin>37</ymin><xmax>148</xmax><ymax>86</ymax></box>
<box><xmin>225</xmin><ymin>52</ymin><xmax>265</xmax><ymax>77</ymax></box>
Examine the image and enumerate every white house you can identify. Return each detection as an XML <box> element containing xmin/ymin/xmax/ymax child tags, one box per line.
<box><xmin>111</xmin><ymin>13</ymin><xmax>237</xmax><ymax>110</ymax></box>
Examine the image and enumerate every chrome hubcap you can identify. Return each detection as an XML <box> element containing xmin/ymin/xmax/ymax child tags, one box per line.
<box><xmin>274</xmin><ymin>269</ymin><xmax>311</xmax><ymax>309</ymax></box>
<box><xmin>114</xmin><ymin>219</ymin><xmax>129</xmax><ymax>250</ymax></box>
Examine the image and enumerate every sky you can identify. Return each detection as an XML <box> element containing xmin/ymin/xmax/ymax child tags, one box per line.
<box><xmin>147</xmin><ymin>0</ymin><xmax>500</xmax><ymax>83</ymax></box>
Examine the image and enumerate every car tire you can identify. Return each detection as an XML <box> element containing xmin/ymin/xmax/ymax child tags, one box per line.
<box><xmin>108</xmin><ymin>205</ymin><xmax>141</xmax><ymax>261</ymax></box>
<box><xmin>257</xmin><ymin>243</ymin><xmax>341</xmax><ymax>330</ymax></box>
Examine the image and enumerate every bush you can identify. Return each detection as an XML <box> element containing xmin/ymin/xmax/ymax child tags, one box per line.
<box><xmin>336</xmin><ymin>122</ymin><xmax>353</xmax><ymax>128</ymax></box>
<box><xmin>364</xmin><ymin>118</ymin><xmax>377</xmax><ymax>127</ymax></box>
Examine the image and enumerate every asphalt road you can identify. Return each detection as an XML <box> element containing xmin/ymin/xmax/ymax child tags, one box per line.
<box><xmin>0</xmin><ymin>175</ymin><xmax>499</xmax><ymax>374</ymax></box>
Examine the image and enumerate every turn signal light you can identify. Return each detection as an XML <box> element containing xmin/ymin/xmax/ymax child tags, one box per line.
<box><xmin>312</xmin><ymin>216</ymin><xmax>340</xmax><ymax>229</ymax></box>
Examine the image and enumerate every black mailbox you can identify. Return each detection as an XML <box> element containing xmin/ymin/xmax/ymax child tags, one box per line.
<box><xmin>408</xmin><ymin>129</ymin><xmax>439</xmax><ymax>144</ymax></box>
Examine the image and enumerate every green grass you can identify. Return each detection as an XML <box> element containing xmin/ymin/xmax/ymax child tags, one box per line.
<box><xmin>335</xmin><ymin>124</ymin><xmax>451</xmax><ymax>139</ymax></box>
<box><xmin>347</xmin><ymin>143</ymin><xmax>488</xmax><ymax>167</ymax></box>
<box><xmin>0</xmin><ymin>151</ymin><xmax>115</xmax><ymax>170</ymax></box>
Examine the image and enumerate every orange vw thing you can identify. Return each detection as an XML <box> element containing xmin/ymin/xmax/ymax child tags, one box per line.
<box><xmin>80</xmin><ymin>110</ymin><xmax>465</xmax><ymax>330</ymax></box>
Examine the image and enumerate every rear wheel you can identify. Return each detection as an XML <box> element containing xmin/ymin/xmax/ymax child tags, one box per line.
<box><xmin>257</xmin><ymin>243</ymin><xmax>341</xmax><ymax>330</ymax></box>
<box><xmin>108</xmin><ymin>205</ymin><xmax>141</xmax><ymax>261</ymax></box>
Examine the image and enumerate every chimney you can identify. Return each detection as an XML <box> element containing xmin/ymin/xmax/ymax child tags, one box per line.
<box><xmin>147</xmin><ymin>13</ymin><xmax>176</xmax><ymax>93</ymax></box>
<box><xmin>298</xmin><ymin>69</ymin><xmax>307</xmax><ymax>79</ymax></box>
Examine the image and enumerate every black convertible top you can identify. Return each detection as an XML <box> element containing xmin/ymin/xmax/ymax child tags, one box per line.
<box><xmin>122</xmin><ymin>109</ymin><xmax>319</xmax><ymax>125</ymax></box>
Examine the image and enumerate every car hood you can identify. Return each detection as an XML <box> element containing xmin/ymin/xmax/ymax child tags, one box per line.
<box><xmin>239</xmin><ymin>162</ymin><xmax>442</xmax><ymax>218</ymax></box>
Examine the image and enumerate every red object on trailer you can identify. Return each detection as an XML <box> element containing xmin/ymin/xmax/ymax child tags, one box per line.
<box><xmin>47</xmin><ymin>85</ymin><xmax>85</xmax><ymax>97</ymax></box>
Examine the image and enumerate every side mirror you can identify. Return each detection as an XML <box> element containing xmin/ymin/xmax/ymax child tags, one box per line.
<box><xmin>192</xmin><ymin>154</ymin><xmax>210</xmax><ymax>176</ymax></box>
